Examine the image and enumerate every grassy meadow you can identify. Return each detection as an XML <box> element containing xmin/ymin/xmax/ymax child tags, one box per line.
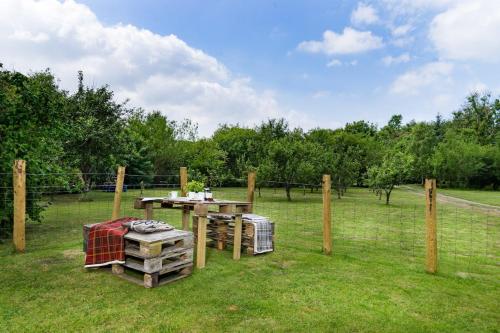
<box><xmin>0</xmin><ymin>186</ymin><xmax>498</xmax><ymax>332</ymax></box>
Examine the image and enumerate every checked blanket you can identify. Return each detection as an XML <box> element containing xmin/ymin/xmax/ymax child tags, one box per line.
<box><xmin>84</xmin><ymin>217</ymin><xmax>139</xmax><ymax>268</ymax></box>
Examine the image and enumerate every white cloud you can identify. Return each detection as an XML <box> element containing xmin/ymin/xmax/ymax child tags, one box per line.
<box><xmin>391</xmin><ymin>24</ymin><xmax>413</xmax><ymax>37</ymax></box>
<box><xmin>298</xmin><ymin>27</ymin><xmax>383</xmax><ymax>55</ymax></box>
<box><xmin>390</xmin><ymin>61</ymin><xmax>454</xmax><ymax>95</ymax></box>
<box><xmin>0</xmin><ymin>0</ymin><xmax>300</xmax><ymax>136</ymax></box>
<box><xmin>429</xmin><ymin>0</ymin><xmax>500</xmax><ymax>63</ymax></box>
<box><xmin>382</xmin><ymin>53</ymin><xmax>411</xmax><ymax>66</ymax></box>
<box><xmin>326</xmin><ymin>59</ymin><xmax>342</xmax><ymax>67</ymax></box>
<box><xmin>326</xmin><ymin>59</ymin><xmax>358</xmax><ymax>67</ymax></box>
<box><xmin>351</xmin><ymin>3</ymin><xmax>379</xmax><ymax>25</ymax></box>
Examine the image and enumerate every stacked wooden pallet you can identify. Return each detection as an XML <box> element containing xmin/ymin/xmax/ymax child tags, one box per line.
<box><xmin>192</xmin><ymin>215</ymin><xmax>274</xmax><ymax>255</ymax></box>
<box><xmin>115</xmin><ymin>229</ymin><xmax>193</xmax><ymax>288</ymax></box>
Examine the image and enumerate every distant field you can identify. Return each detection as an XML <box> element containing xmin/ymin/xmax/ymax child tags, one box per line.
<box><xmin>438</xmin><ymin>188</ymin><xmax>500</xmax><ymax>207</ymax></box>
<box><xmin>0</xmin><ymin>187</ymin><xmax>498</xmax><ymax>332</ymax></box>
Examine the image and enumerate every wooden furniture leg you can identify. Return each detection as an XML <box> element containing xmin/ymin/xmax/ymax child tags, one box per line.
<box><xmin>182</xmin><ymin>205</ymin><xmax>190</xmax><ymax>230</ymax></box>
<box><xmin>145</xmin><ymin>202</ymin><xmax>154</xmax><ymax>220</ymax></box>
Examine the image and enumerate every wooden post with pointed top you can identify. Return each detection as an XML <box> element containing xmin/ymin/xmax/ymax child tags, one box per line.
<box><xmin>112</xmin><ymin>166</ymin><xmax>126</xmax><ymax>220</ymax></box>
<box><xmin>180</xmin><ymin>167</ymin><xmax>188</xmax><ymax>197</ymax></box>
<box><xmin>425</xmin><ymin>179</ymin><xmax>437</xmax><ymax>273</ymax></box>
<box><xmin>13</xmin><ymin>160</ymin><xmax>26</xmax><ymax>252</ymax></box>
<box><xmin>322</xmin><ymin>174</ymin><xmax>332</xmax><ymax>255</ymax></box>
<box><xmin>246</xmin><ymin>171</ymin><xmax>256</xmax><ymax>213</ymax></box>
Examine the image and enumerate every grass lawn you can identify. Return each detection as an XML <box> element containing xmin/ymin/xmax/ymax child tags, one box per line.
<box><xmin>437</xmin><ymin>188</ymin><xmax>500</xmax><ymax>207</ymax></box>
<box><xmin>0</xmin><ymin>187</ymin><xmax>498</xmax><ymax>332</ymax></box>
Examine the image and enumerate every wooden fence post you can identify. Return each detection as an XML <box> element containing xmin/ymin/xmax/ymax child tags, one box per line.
<box><xmin>194</xmin><ymin>203</ymin><xmax>208</xmax><ymax>269</ymax></box>
<box><xmin>322</xmin><ymin>174</ymin><xmax>332</xmax><ymax>255</ymax></box>
<box><xmin>180</xmin><ymin>167</ymin><xmax>187</xmax><ymax>197</ymax></box>
<box><xmin>246</xmin><ymin>171</ymin><xmax>256</xmax><ymax>213</ymax></box>
<box><xmin>13</xmin><ymin>160</ymin><xmax>26</xmax><ymax>252</ymax></box>
<box><xmin>112</xmin><ymin>166</ymin><xmax>126</xmax><ymax>220</ymax></box>
<box><xmin>425</xmin><ymin>179</ymin><xmax>438</xmax><ymax>273</ymax></box>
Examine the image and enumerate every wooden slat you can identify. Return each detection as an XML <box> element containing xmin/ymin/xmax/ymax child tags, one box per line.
<box><xmin>322</xmin><ymin>174</ymin><xmax>332</xmax><ymax>255</ymax></box>
<box><xmin>195</xmin><ymin>204</ymin><xmax>208</xmax><ymax>269</ymax></box>
<box><xmin>233</xmin><ymin>213</ymin><xmax>243</xmax><ymax>260</ymax></box>
<box><xmin>182</xmin><ymin>205</ymin><xmax>190</xmax><ymax>231</ymax></box>
<box><xmin>425</xmin><ymin>179</ymin><xmax>438</xmax><ymax>273</ymax></box>
<box><xmin>180</xmin><ymin>167</ymin><xmax>188</xmax><ymax>197</ymax></box>
<box><xmin>13</xmin><ymin>160</ymin><xmax>26</xmax><ymax>253</ymax></box>
<box><xmin>246</xmin><ymin>171</ymin><xmax>256</xmax><ymax>213</ymax></box>
<box><xmin>145</xmin><ymin>202</ymin><xmax>153</xmax><ymax>220</ymax></box>
<box><xmin>112</xmin><ymin>166</ymin><xmax>126</xmax><ymax>220</ymax></box>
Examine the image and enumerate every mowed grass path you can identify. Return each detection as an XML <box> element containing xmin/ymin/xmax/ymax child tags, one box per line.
<box><xmin>0</xmin><ymin>187</ymin><xmax>498</xmax><ymax>332</ymax></box>
<box><xmin>438</xmin><ymin>188</ymin><xmax>500</xmax><ymax>207</ymax></box>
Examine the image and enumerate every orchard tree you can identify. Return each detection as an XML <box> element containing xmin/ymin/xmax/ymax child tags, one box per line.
<box><xmin>260</xmin><ymin>130</ymin><xmax>322</xmax><ymax>201</ymax></box>
<box><xmin>367</xmin><ymin>150</ymin><xmax>413</xmax><ymax>204</ymax></box>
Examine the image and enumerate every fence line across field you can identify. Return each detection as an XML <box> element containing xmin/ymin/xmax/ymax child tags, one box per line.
<box><xmin>3</xmin><ymin>160</ymin><xmax>499</xmax><ymax>277</ymax></box>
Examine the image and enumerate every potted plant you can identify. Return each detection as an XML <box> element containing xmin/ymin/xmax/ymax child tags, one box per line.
<box><xmin>187</xmin><ymin>180</ymin><xmax>205</xmax><ymax>200</ymax></box>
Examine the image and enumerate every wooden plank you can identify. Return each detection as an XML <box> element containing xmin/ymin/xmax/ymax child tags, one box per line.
<box><xmin>145</xmin><ymin>202</ymin><xmax>153</xmax><ymax>220</ymax></box>
<box><xmin>425</xmin><ymin>179</ymin><xmax>438</xmax><ymax>273</ymax></box>
<box><xmin>112</xmin><ymin>264</ymin><xmax>124</xmax><ymax>275</ymax></box>
<box><xmin>111</xmin><ymin>166</ymin><xmax>126</xmax><ymax>220</ymax></box>
<box><xmin>195</xmin><ymin>204</ymin><xmax>208</xmax><ymax>268</ymax></box>
<box><xmin>182</xmin><ymin>205</ymin><xmax>190</xmax><ymax>231</ymax></box>
<box><xmin>13</xmin><ymin>160</ymin><xmax>26</xmax><ymax>253</ymax></box>
<box><xmin>144</xmin><ymin>272</ymin><xmax>159</xmax><ymax>288</ymax></box>
<box><xmin>233</xmin><ymin>213</ymin><xmax>243</xmax><ymax>260</ymax></box>
<box><xmin>246</xmin><ymin>171</ymin><xmax>256</xmax><ymax>213</ymax></box>
<box><xmin>124</xmin><ymin>229</ymin><xmax>192</xmax><ymax>243</ymax></box>
<box><xmin>180</xmin><ymin>167</ymin><xmax>188</xmax><ymax>197</ymax></box>
<box><xmin>322</xmin><ymin>174</ymin><xmax>332</xmax><ymax>255</ymax></box>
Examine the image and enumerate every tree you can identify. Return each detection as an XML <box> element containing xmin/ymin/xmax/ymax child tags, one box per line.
<box><xmin>212</xmin><ymin>125</ymin><xmax>259</xmax><ymax>183</ymax></box>
<box><xmin>260</xmin><ymin>130</ymin><xmax>322</xmax><ymax>201</ymax></box>
<box><xmin>367</xmin><ymin>150</ymin><xmax>413</xmax><ymax>204</ymax></box>
<box><xmin>0</xmin><ymin>68</ymin><xmax>70</xmax><ymax>231</ymax></box>
<box><xmin>64</xmin><ymin>71</ymin><xmax>131</xmax><ymax>189</ymax></box>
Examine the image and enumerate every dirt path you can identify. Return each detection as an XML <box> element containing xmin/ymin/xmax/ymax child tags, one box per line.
<box><xmin>401</xmin><ymin>185</ymin><xmax>500</xmax><ymax>216</ymax></box>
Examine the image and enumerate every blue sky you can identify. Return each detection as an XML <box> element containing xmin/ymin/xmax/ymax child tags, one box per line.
<box><xmin>1</xmin><ymin>0</ymin><xmax>499</xmax><ymax>135</ymax></box>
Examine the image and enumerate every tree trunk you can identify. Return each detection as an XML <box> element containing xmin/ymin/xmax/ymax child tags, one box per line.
<box><xmin>258</xmin><ymin>186</ymin><xmax>261</xmax><ymax>198</ymax></box>
<box><xmin>285</xmin><ymin>184</ymin><xmax>292</xmax><ymax>201</ymax></box>
<box><xmin>385</xmin><ymin>185</ymin><xmax>394</xmax><ymax>205</ymax></box>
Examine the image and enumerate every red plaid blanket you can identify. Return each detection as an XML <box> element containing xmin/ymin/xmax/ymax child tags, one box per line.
<box><xmin>84</xmin><ymin>217</ymin><xmax>139</xmax><ymax>267</ymax></box>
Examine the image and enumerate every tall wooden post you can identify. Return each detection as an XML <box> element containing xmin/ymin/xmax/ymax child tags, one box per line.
<box><xmin>322</xmin><ymin>174</ymin><xmax>332</xmax><ymax>255</ymax></box>
<box><xmin>246</xmin><ymin>171</ymin><xmax>256</xmax><ymax>213</ymax></box>
<box><xmin>112</xmin><ymin>166</ymin><xmax>126</xmax><ymax>220</ymax></box>
<box><xmin>233</xmin><ymin>206</ymin><xmax>244</xmax><ymax>260</ymax></box>
<box><xmin>13</xmin><ymin>160</ymin><xmax>26</xmax><ymax>252</ymax></box>
<box><xmin>195</xmin><ymin>204</ymin><xmax>208</xmax><ymax>269</ymax></box>
<box><xmin>180</xmin><ymin>167</ymin><xmax>188</xmax><ymax>197</ymax></box>
<box><xmin>425</xmin><ymin>179</ymin><xmax>438</xmax><ymax>273</ymax></box>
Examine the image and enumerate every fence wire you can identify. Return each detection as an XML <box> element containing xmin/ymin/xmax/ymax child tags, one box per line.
<box><xmin>0</xmin><ymin>172</ymin><xmax>498</xmax><ymax>280</ymax></box>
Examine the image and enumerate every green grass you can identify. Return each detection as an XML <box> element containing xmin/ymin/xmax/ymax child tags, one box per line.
<box><xmin>438</xmin><ymin>188</ymin><xmax>500</xmax><ymax>207</ymax></box>
<box><xmin>0</xmin><ymin>187</ymin><xmax>499</xmax><ymax>332</ymax></box>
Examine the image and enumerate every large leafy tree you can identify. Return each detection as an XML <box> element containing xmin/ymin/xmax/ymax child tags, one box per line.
<box><xmin>0</xmin><ymin>68</ymin><xmax>70</xmax><ymax>230</ymax></box>
<box><xmin>64</xmin><ymin>71</ymin><xmax>132</xmax><ymax>189</ymax></box>
<box><xmin>260</xmin><ymin>130</ymin><xmax>322</xmax><ymax>201</ymax></box>
<box><xmin>212</xmin><ymin>125</ymin><xmax>259</xmax><ymax>183</ymax></box>
<box><xmin>367</xmin><ymin>150</ymin><xmax>413</xmax><ymax>204</ymax></box>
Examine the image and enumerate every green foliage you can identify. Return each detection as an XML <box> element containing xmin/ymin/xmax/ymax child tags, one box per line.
<box><xmin>187</xmin><ymin>180</ymin><xmax>205</xmax><ymax>192</ymax></box>
<box><xmin>367</xmin><ymin>150</ymin><xmax>413</xmax><ymax>204</ymax></box>
<box><xmin>259</xmin><ymin>129</ymin><xmax>322</xmax><ymax>200</ymax></box>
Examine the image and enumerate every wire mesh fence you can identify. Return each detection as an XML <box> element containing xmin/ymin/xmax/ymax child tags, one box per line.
<box><xmin>0</xmin><ymin>170</ymin><xmax>498</xmax><ymax>280</ymax></box>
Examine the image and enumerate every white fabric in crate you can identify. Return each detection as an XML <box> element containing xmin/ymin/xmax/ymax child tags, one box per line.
<box><xmin>243</xmin><ymin>214</ymin><xmax>273</xmax><ymax>254</ymax></box>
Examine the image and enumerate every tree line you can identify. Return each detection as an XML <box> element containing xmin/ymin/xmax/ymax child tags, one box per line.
<box><xmin>1</xmin><ymin>67</ymin><xmax>498</xmax><ymax>230</ymax></box>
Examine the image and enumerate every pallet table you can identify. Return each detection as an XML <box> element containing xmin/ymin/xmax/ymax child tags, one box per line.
<box><xmin>115</xmin><ymin>229</ymin><xmax>194</xmax><ymax>288</ymax></box>
<box><xmin>134</xmin><ymin>197</ymin><xmax>252</xmax><ymax>269</ymax></box>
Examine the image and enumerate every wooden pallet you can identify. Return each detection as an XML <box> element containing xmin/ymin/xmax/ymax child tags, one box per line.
<box><xmin>111</xmin><ymin>262</ymin><xmax>193</xmax><ymax>288</ymax></box>
<box><xmin>124</xmin><ymin>229</ymin><xmax>194</xmax><ymax>258</ymax></box>
<box><xmin>193</xmin><ymin>218</ymin><xmax>274</xmax><ymax>255</ymax></box>
<box><xmin>120</xmin><ymin>229</ymin><xmax>194</xmax><ymax>288</ymax></box>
